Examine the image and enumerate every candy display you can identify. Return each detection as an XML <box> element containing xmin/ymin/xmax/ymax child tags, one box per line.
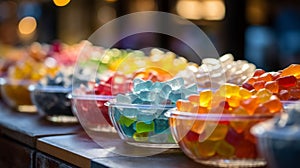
<box><xmin>242</xmin><ymin>64</ymin><xmax>300</xmax><ymax>101</ymax></box>
<box><xmin>166</xmin><ymin>83</ymin><xmax>283</xmax><ymax>167</ymax></box>
<box><xmin>107</xmin><ymin>77</ymin><xmax>198</xmax><ymax>147</ymax></box>
<box><xmin>30</xmin><ymin>67</ymin><xmax>77</xmax><ymax>123</ymax></box>
<box><xmin>0</xmin><ymin>43</ymin><xmax>60</xmax><ymax>112</ymax></box>
<box><xmin>72</xmin><ymin>47</ymin><xmax>189</xmax><ymax>132</ymax></box>
<box><xmin>251</xmin><ymin>102</ymin><xmax>300</xmax><ymax>168</ymax></box>
<box><xmin>72</xmin><ymin>72</ymin><xmax>131</xmax><ymax>131</ymax></box>
<box><xmin>176</xmin><ymin>53</ymin><xmax>256</xmax><ymax>88</ymax></box>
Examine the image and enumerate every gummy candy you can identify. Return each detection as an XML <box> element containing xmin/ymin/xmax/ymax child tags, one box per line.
<box><xmin>199</xmin><ymin>90</ymin><xmax>213</xmax><ymax>107</ymax></box>
<box><xmin>216</xmin><ymin>140</ymin><xmax>235</xmax><ymax>157</ymax></box>
<box><xmin>280</xmin><ymin>64</ymin><xmax>300</xmax><ymax>79</ymax></box>
<box><xmin>111</xmin><ymin>77</ymin><xmax>197</xmax><ymax>144</ymax></box>
<box><xmin>178</xmin><ymin>53</ymin><xmax>256</xmax><ymax>88</ymax></box>
<box><xmin>136</xmin><ymin>121</ymin><xmax>155</xmax><ymax>133</ymax></box>
<box><xmin>196</xmin><ymin>140</ymin><xmax>219</xmax><ymax>158</ymax></box>
<box><xmin>242</xmin><ymin>64</ymin><xmax>300</xmax><ymax>101</ymax></box>
<box><xmin>277</xmin><ymin>75</ymin><xmax>297</xmax><ymax>89</ymax></box>
<box><xmin>264</xmin><ymin>81</ymin><xmax>279</xmax><ymax>93</ymax></box>
<box><xmin>173</xmin><ymin>83</ymin><xmax>283</xmax><ymax>162</ymax></box>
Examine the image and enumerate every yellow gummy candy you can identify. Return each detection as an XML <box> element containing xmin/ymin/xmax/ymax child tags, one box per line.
<box><xmin>199</xmin><ymin>90</ymin><xmax>213</xmax><ymax>107</ymax></box>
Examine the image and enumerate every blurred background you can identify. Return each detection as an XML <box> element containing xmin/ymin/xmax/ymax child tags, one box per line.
<box><xmin>0</xmin><ymin>0</ymin><xmax>300</xmax><ymax>71</ymax></box>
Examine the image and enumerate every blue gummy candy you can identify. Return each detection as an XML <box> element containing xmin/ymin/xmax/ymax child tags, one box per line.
<box><xmin>116</xmin><ymin>94</ymin><xmax>131</xmax><ymax>104</ymax></box>
<box><xmin>134</xmin><ymin>80</ymin><xmax>153</xmax><ymax>93</ymax></box>
<box><xmin>154</xmin><ymin>118</ymin><xmax>169</xmax><ymax>134</ymax></box>
<box><xmin>159</xmin><ymin>84</ymin><xmax>172</xmax><ymax>99</ymax></box>
<box><xmin>165</xmin><ymin>78</ymin><xmax>184</xmax><ymax>90</ymax></box>
<box><xmin>121</xmin><ymin>124</ymin><xmax>136</xmax><ymax>137</ymax></box>
<box><xmin>168</xmin><ymin>91</ymin><xmax>183</xmax><ymax>103</ymax></box>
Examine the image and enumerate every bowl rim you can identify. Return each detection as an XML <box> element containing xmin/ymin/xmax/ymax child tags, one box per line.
<box><xmin>105</xmin><ymin>101</ymin><xmax>175</xmax><ymax>109</ymax></box>
<box><xmin>69</xmin><ymin>94</ymin><xmax>115</xmax><ymax>100</ymax></box>
<box><xmin>165</xmin><ymin>108</ymin><xmax>280</xmax><ymax>121</ymax></box>
<box><xmin>0</xmin><ymin>77</ymin><xmax>37</xmax><ymax>85</ymax></box>
<box><xmin>28</xmin><ymin>85</ymin><xmax>72</xmax><ymax>93</ymax></box>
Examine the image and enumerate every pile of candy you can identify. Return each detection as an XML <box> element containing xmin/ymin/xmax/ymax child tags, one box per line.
<box><xmin>110</xmin><ymin>77</ymin><xmax>197</xmax><ymax>145</ymax></box>
<box><xmin>243</xmin><ymin>64</ymin><xmax>300</xmax><ymax>101</ymax></box>
<box><xmin>173</xmin><ymin>83</ymin><xmax>283</xmax><ymax>160</ymax></box>
<box><xmin>176</xmin><ymin>53</ymin><xmax>256</xmax><ymax>88</ymax></box>
<box><xmin>30</xmin><ymin>67</ymin><xmax>76</xmax><ymax>122</ymax></box>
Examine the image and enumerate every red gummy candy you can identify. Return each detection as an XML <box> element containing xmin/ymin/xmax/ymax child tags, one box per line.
<box><xmin>276</xmin><ymin>75</ymin><xmax>297</xmax><ymax>88</ymax></box>
<box><xmin>242</xmin><ymin>83</ymin><xmax>254</xmax><ymax>91</ymax></box>
<box><xmin>253</xmin><ymin>69</ymin><xmax>265</xmax><ymax>77</ymax></box>
<box><xmin>185</xmin><ymin>131</ymin><xmax>199</xmax><ymax>142</ymax></box>
<box><xmin>278</xmin><ymin>89</ymin><xmax>290</xmax><ymax>100</ymax></box>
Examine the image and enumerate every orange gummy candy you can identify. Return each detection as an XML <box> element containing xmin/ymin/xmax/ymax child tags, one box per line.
<box><xmin>264</xmin><ymin>81</ymin><xmax>279</xmax><ymax>93</ymax></box>
<box><xmin>263</xmin><ymin>96</ymin><xmax>282</xmax><ymax>113</ymax></box>
<box><xmin>254</xmin><ymin>104</ymin><xmax>270</xmax><ymax>114</ymax></box>
<box><xmin>259</xmin><ymin>73</ymin><xmax>273</xmax><ymax>82</ymax></box>
<box><xmin>240</xmin><ymin>96</ymin><xmax>259</xmax><ymax>115</ymax></box>
<box><xmin>176</xmin><ymin>100</ymin><xmax>194</xmax><ymax>112</ymax></box>
<box><xmin>281</xmin><ymin>64</ymin><xmax>300</xmax><ymax>79</ymax></box>
<box><xmin>226</xmin><ymin>96</ymin><xmax>241</xmax><ymax>108</ymax></box>
<box><xmin>188</xmin><ymin>94</ymin><xmax>200</xmax><ymax>105</ymax></box>
<box><xmin>253</xmin><ymin>81</ymin><xmax>266</xmax><ymax>91</ymax></box>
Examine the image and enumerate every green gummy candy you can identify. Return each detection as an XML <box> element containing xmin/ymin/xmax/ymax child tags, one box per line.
<box><xmin>133</xmin><ymin>132</ymin><xmax>149</xmax><ymax>142</ymax></box>
<box><xmin>119</xmin><ymin>115</ymin><xmax>136</xmax><ymax>127</ymax></box>
<box><xmin>136</xmin><ymin>121</ymin><xmax>155</xmax><ymax>133</ymax></box>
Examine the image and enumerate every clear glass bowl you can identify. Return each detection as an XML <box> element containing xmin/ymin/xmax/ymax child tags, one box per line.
<box><xmin>0</xmin><ymin>78</ymin><xmax>37</xmax><ymax>112</ymax></box>
<box><xmin>165</xmin><ymin>109</ymin><xmax>280</xmax><ymax>167</ymax></box>
<box><xmin>29</xmin><ymin>85</ymin><xmax>77</xmax><ymax>123</ymax></box>
<box><xmin>281</xmin><ymin>100</ymin><xmax>300</xmax><ymax>111</ymax></box>
<box><xmin>251</xmin><ymin>101</ymin><xmax>300</xmax><ymax>168</ymax></box>
<box><xmin>71</xmin><ymin>94</ymin><xmax>115</xmax><ymax>132</ymax></box>
<box><xmin>106</xmin><ymin>102</ymin><xmax>178</xmax><ymax>148</ymax></box>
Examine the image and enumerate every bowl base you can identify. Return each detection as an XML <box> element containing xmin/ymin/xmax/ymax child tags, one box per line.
<box><xmin>126</xmin><ymin>141</ymin><xmax>179</xmax><ymax>148</ymax></box>
<box><xmin>46</xmin><ymin>115</ymin><xmax>78</xmax><ymax>123</ymax></box>
<box><xmin>17</xmin><ymin>105</ymin><xmax>37</xmax><ymax>113</ymax></box>
<box><xmin>86</xmin><ymin>125</ymin><xmax>117</xmax><ymax>133</ymax></box>
<box><xmin>196</xmin><ymin>158</ymin><xmax>267</xmax><ymax>168</ymax></box>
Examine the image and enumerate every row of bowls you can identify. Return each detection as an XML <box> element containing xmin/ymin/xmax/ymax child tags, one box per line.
<box><xmin>0</xmin><ymin>78</ymin><xmax>299</xmax><ymax>168</ymax></box>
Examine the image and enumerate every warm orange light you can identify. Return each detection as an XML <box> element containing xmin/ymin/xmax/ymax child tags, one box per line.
<box><xmin>176</xmin><ymin>0</ymin><xmax>203</xmax><ymax>20</ymax></box>
<box><xmin>18</xmin><ymin>16</ymin><xmax>37</xmax><ymax>35</ymax></box>
<box><xmin>176</xmin><ymin>0</ymin><xmax>225</xmax><ymax>21</ymax></box>
<box><xmin>98</xmin><ymin>6</ymin><xmax>116</xmax><ymax>23</ymax></box>
<box><xmin>202</xmin><ymin>0</ymin><xmax>225</xmax><ymax>20</ymax></box>
<box><xmin>53</xmin><ymin>0</ymin><xmax>71</xmax><ymax>7</ymax></box>
<box><xmin>105</xmin><ymin>0</ymin><xmax>117</xmax><ymax>2</ymax></box>
<box><xmin>130</xmin><ymin>0</ymin><xmax>157</xmax><ymax>12</ymax></box>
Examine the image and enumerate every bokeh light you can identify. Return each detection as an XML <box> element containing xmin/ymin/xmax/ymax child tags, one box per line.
<box><xmin>53</xmin><ymin>0</ymin><xmax>71</xmax><ymax>7</ymax></box>
<box><xmin>18</xmin><ymin>16</ymin><xmax>37</xmax><ymax>35</ymax></box>
<box><xmin>176</xmin><ymin>0</ymin><xmax>203</xmax><ymax>20</ymax></box>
